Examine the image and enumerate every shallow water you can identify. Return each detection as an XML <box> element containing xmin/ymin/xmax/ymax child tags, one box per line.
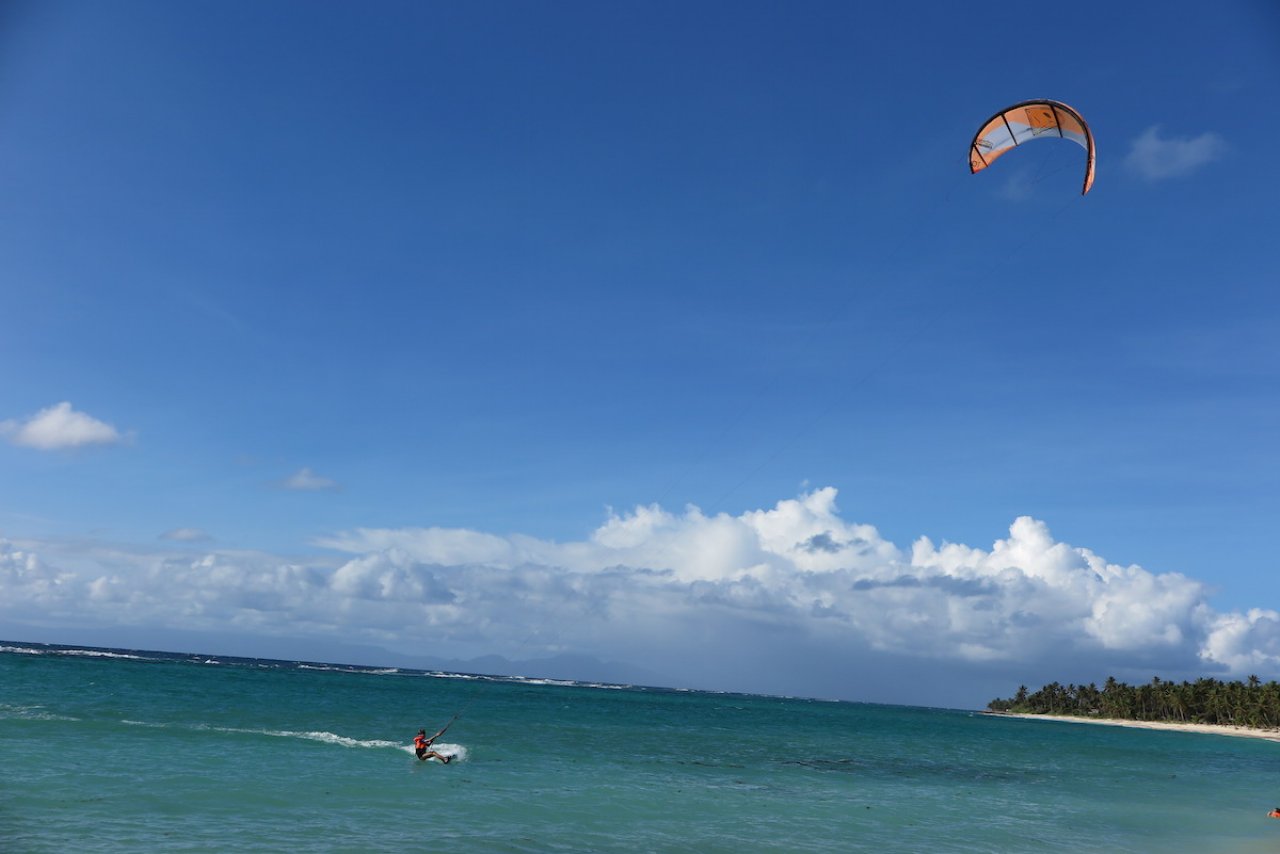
<box><xmin>4</xmin><ymin>642</ymin><xmax>1280</xmax><ymax>852</ymax></box>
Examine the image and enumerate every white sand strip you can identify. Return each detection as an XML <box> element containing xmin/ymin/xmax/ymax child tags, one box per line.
<box><xmin>988</xmin><ymin>712</ymin><xmax>1280</xmax><ymax>743</ymax></box>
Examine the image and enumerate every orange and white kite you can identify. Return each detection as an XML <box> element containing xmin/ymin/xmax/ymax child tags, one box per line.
<box><xmin>969</xmin><ymin>99</ymin><xmax>1096</xmax><ymax>195</ymax></box>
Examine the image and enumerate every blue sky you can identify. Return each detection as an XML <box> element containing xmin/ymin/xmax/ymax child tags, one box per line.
<box><xmin>2</xmin><ymin>1</ymin><xmax>1278</xmax><ymax>706</ymax></box>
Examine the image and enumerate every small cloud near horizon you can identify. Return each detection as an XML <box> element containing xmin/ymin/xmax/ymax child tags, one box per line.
<box><xmin>0</xmin><ymin>402</ymin><xmax>127</xmax><ymax>450</ymax></box>
<box><xmin>1125</xmin><ymin>126</ymin><xmax>1226</xmax><ymax>181</ymax></box>
<box><xmin>280</xmin><ymin>467</ymin><xmax>340</xmax><ymax>491</ymax></box>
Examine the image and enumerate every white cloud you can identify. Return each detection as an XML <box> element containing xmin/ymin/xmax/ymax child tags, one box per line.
<box><xmin>280</xmin><ymin>467</ymin><xmax>339</xmax><ymax>491</ymax></box>
<box><xmin>1201</xmin><ymin>609</ymin><xmax>1280</xmax><ymax>673</ymax></box>
<box><xmin>2</xmin><ymin>490</ymin><xmax>1274</xmax><ymax>703</ymax></box>
<box><xmin>1125</xmin><ymin>126</ymin><xmax>1226</xmax><ymax>181</ymax></box>
<box><xmin>0</xmin><ymin>402</ymin><xmax>125</xmax><ymax>450</ymax></box>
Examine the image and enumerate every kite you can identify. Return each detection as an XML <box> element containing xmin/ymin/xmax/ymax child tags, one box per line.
<box><xmin>969</xmin><ymin>100</ymin><xmax>1096</xmax><ymax>195</ymax></box>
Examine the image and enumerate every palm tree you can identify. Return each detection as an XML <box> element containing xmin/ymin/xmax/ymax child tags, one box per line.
<box><xmin>987</xmin><ymin>675</ymin><xmax>1280</xmax><ymax>729</ymax></box>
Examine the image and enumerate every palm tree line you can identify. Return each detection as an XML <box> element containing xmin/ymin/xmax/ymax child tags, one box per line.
<box><xmin>987</xmin><ymin>675</ymin><xmax>1280</xmax><ymax>728</ymax></box>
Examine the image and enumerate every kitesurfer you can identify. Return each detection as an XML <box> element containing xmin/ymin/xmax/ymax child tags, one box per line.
<box><xmin>414</xmin><ymin>726</ymin><xmax>452</xmax><ymax>763</ymax></box>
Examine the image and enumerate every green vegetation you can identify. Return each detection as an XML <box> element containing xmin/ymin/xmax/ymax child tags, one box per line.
<box><xmin>988</xmin><ymin>675</ymin><xmax>1280</xmax><ymax>729</ymax></box>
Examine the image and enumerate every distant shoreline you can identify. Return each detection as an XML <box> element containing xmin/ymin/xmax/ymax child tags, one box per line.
<box><xmin>987</xmin><ymin>711</ymin><xmax>1280</xmax><ymax>743</ymax></box>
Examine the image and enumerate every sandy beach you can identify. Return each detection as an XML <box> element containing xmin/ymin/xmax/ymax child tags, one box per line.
<box><xmin>990</xmin><ymin>712</ymin><xmax>1280</xmax><ymax>743</ymax></box>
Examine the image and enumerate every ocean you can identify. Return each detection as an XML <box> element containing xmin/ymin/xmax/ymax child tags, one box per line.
<box><xmin>3</xmin><ymin>642</ymin><xmax>1279</xmax><ymax>853</ymax></box>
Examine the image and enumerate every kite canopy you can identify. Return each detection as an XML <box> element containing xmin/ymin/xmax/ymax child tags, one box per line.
<box><xmin>969</xmin><ymin>99</ymin><xmax>1096</xmax><ymax>195</ymax></box>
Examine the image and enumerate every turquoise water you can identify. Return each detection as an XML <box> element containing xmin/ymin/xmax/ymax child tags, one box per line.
<box><xmin>4</xmin><ymin>643</ymin><xmax>1280</xmax><ymax>852</ymax></box>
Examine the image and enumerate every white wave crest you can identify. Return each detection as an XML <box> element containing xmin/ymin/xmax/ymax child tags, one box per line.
<box><xmin>0</xmin><ymin>645</ymin><xmax>44</xmax><ymax>655</ymax></box>
<box><xmin>0</xmin><ymin>703</ymin><xmax>79</xmax><ymax>722</ymax></box>
<box><xmin>0</xmin><ymin>645</ymin><xmax>146</xmax><ymax>660</ymax></box>
<box><xmin>63</xmin><ymin>648</ymin><xmax>147</xmax><ymax>659</ymax></box>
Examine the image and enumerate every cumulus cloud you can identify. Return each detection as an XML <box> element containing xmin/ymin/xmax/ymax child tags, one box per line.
<box><xmin>2</xmin><ymin>489</ymin><xmax>1276</xmax><ymax>703</ymax></box>
<box><xmin>1201</xmin><ymin>609</ymin><xmax>1280</xmax><ymax>672</ymax></box>
<box><xmin>1125</xmin><ymin>126</ymin><xmax>1226</xmax><ymax>181</ymax></box>
<box><xmin>279</xmin><ymin>467</ymin><xmax>339</xmax><ymax>491</ymax></box>
<box><xmin>0</xmin><ymin>402</ymin><xmax>125</xmax><ymax>450</ymax></box>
